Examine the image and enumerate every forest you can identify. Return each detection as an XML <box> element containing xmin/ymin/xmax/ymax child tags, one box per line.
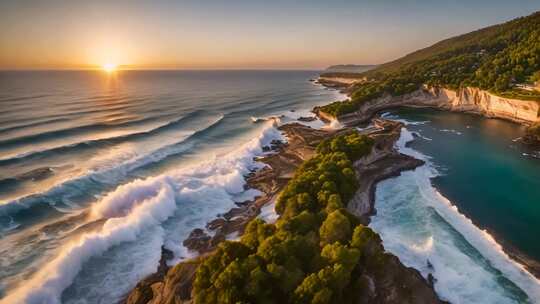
<box><xmin>191</xmin><ymin>132</ymin><xmax>398</xmax><ymax>303</ymax></box>
<box><xmin>320</xmin><ymin>11</ymin><xmax>540</xmax><ymax>117</ymax></box>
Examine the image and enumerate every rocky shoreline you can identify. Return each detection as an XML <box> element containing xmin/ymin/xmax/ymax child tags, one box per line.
<box><xmin>124</xmin><ymin>117</ymin><xmax>445</xmax><ymax>304</ymax></box>
<box><xmin>181</xmin><ymin>122</ymin><xmax>335</xmax><ymax>255</ymax></box>
<box><xmin>345</xmin><ymin>119</ymin><xmax>425</xmax><ymax>223</ymax></box>
<box><xmin>315</xmin><ymin>77</ymin><xmax>540</xmax><ymax>280</ymax></box>
<box><xmin>314</xmin><ymin>80</ymin><xmax>540</xmax><ymax>128</ymax></box>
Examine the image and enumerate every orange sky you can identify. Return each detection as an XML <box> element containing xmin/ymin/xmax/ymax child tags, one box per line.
<box><xmin>1</xmin><ymin>0</ymin><xmax>539</xmax><ymax>70</ymax></box>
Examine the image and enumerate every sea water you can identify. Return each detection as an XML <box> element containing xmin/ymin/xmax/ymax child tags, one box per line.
<box><xmin>0</xmin><ymin>70</ymin><xmax>340</xmax><ymax>303</ymax></box>
<box><xmin>2</xmin><ymin>71</ymin><xmax>540</xmax><ymax>303</ymax></box>
<box><xmin>372</xmin><ymin>108</ymin><xmax>540</xmax><ymax>303</ymax></box>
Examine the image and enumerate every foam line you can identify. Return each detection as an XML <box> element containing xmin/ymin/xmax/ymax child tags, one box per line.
<box><xmin>371</xmin><ymin>126</ymin><xmax>540</xmax><ymax>303</ymax></box>
<box><xmin>1</xmin><ymin>120</ymin><xmax>283</xmax><ymax>303</ymax></box>
<box><xmin>1</xmin><ymin>183</ymin><xmax>176</xmax><ymax>304</ymax></box>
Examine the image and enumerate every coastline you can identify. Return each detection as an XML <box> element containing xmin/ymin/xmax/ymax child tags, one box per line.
<box><xmin>431</xmin><ymin>177</ymin><xmax>540</xmax><ymax>279</ymax></box>
<box><xmin>124</xmin><ymin>117</ymin><xmax>443</xmax><ymax>303</ymax></box>
<box><xmin>316</xmin><ymin>77</ymin><xmax>540</xmax><ymax>281</ymax></box>
<box><xmin>313</xmin><ymin>82</ymin><xmax>540</xmax><ymax>128</ymax></box>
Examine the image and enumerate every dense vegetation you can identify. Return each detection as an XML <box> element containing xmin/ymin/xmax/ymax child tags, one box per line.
<box><xmin>319</xmin><ymin>72</ymin><xmax>365</xmax><ymax>79</ymax></box>
<box><xmin>320</xmin><ymin>11</ymin><xmax>540</xmax><ymax>117</ymax></box>
<box><xmin>324</xmin><ymin>64</ymin><xmax>377</xmax><ymax>74</ymax></box>
<box><xmin>192</xmin><ymin>132</ymin><xmax>389</xmax><ymax>304</ymax></box>
<box><xmin>526</xmin><ymin>122</ymin><xmax>540</xmax><ymax>140</ymax></box>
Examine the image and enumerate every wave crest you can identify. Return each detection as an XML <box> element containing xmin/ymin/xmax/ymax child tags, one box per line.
<box><xmin>1</xmin><ymin>120</ymin><xmax>283</xmax><ymax>303</ymax></box>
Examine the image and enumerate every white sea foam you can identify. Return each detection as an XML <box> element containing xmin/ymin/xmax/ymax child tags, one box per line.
<box><xmin>250</xmin><ymin>115</ymin><xmax>283</xmax><ymax>124</ymax></box>
<box><xmin>2</xmin><ymin>183</ymin><xmax>176</xmax><ymax>304</ymax></box>
<box><xmin>0</xmin><ymin>115</ymin><xmax>224</xmax><ymax>223</ymax></box>
<box><xmin>1</xmin><ymin>120</ymin><xmax>283</xmax><ymax>304</ymax></box>
<box><xmin>371</xmin><ymin>126</ymin><xmax>540</xmax><ymax>303</ymax></box>
<box><xmin>439</xmin><ymin>128</ymin><xmax>463</xmax><ymax>135</ymax></box>
<box><xmin>258</xmin><ymin>199</ymin><xmax>278</xmax><ymax>223</ymax></box>
<box><xmin>412</xmin><ymin>131</ymin><xmax>433</xmax><ymax>141</ymax></box>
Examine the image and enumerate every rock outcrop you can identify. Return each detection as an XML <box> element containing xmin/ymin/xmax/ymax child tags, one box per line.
<box><xmin>523</xmin><ymin>122</ymin><xmax>540</xmax><ymax>146</ymax></box>
<box><xmin>347</xmin><ymin>119</ymin><xmax>424</xmax><ymax>223</ymax></box>
<box><xmin>180</xmin><ymin>123</ymin><xmax>335</xmax><ymax>256</ymax></box>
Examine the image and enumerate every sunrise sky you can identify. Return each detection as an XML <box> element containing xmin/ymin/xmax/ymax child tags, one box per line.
<box><xmin>1</xmin><ymin>0</ymin><xmax>539</xmax><ymax>70</ymax></box>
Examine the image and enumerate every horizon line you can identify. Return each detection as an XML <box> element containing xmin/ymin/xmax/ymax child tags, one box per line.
<box><xmin>0</xmin><ymin>67</ymin><xmax>332</xmax><ymax>72</ymax></box>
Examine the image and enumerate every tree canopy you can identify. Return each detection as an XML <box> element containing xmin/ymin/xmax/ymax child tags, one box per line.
<box><xmin>192</xmin><ymin>131</ymin><xmax>389</xmax><ymax>304</ymax></box>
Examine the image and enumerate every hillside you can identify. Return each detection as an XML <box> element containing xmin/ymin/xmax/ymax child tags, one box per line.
<box><xmin>320</xmin><ymin>11</ymin><xmax>540</xmax><ymax>117</ymax></box>
<box><xmin>324</xmin><ymin>64</ymin><xmax>377</xmax><ymax>74</ymax></box>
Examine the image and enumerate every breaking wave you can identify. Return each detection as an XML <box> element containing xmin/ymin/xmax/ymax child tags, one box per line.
<box><xmin>0</xmin><ymin>114</ymin><xmax>225</xmax><ymax>231</ymax></box>
<box><xmin>370</xmin><ymin>126</ymin><xmax>540</xmax><ymax>303</ymax></box>
<box><xmin>0</xmin><ymin>120</ymin><xmax>283</xmax><ymax>303</ymax></box>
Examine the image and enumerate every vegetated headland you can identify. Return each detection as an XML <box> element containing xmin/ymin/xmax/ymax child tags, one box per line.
<box><xmin>314</xmin><ymin>11</ymin><xmax>540</xmax><ymax>144</ymax></box>
<box><xmin>125</xmin><ymin>117</ymin><xmax>446</xmax><ymax>304</ymax></box>
<box><xmin>312</xmin><ymin>10</ymin><xmax>540</xmax><ymax>279</ymax></box>
<box><xmin>124</xmin><ymin>11</ymin><xmax>540</xmax><ymax>304</ymax></box>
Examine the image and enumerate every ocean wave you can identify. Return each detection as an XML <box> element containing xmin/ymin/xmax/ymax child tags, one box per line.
<box><xmin>0</xmin><ymin>114</ymin><xmax>225</xmax><ymax>229</ymax></box>
<box><xmin>0</xmin><ymin>102</ymin><xmax>140</xmax><ymax>131</ymax></box>
<box><xmin>0</xmin><ymin>111</ymin><xmax>195</xmax><ymax>156</ymax></box>
<box><xmin>0</xmin><ymin>120</ymin><xmax>283</xmax><ymax>303</ymax></box>
<box><xmin>250</xmin><ymin>115</ymin><xmax>284</xmax><ymax>123</ymax></box>
<box><xmin>0</xmin><ymin>118</ymin><xmax>72</xmax><ymax>137</ymax></box>
<box><xmin>0</xmin><ymin>94</ymin><xmax>52</xmax><ymax>104</ymax></box>
<box><xmin>1</xmin><ymin>181</ymin><xmax>176</xmax><ymax>304</ymax></box>
<box><xmin>371</xmin><ymin>126</ymin><xmax>540</xmax><ymax>303</ymax></box>
<box><xmin>0</xmin><ymin>110</ymin><xmax>207</xmax><ymax>166</ymax></box>
<box><xmin>258</xmin><ymin>199</ymin><xmax>278</xmax><ymax>224</ymax></box>
<box><xmin>411</xmin><ymin>131</ymin><xmax>433</xmax><ymax>141</ymax></box>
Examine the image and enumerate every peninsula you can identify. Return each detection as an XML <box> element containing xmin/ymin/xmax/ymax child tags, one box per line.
<box><xmin>125</xmin><ymin>10</ymin><xmax>540</xmax><ymax>304</ymax></box>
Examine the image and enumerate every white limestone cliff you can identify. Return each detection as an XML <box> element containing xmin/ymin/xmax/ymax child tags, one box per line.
<box><xmin>330</xmin><ymin>85</ymin><xmax>540</xmax><ymax>126</ymax></box>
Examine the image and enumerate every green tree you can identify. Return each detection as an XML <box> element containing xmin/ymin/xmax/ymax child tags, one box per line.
<box><xmin>320</xmin><ymin>210</ymin><xmax>352</xmax><ymax>245</ymax></box>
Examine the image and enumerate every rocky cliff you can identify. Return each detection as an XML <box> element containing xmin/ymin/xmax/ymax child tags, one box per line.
<box><xmin>416</xmin><ymin>86</ymin><xmax>539</xmax><ymax>124</ymax></box>
<box><xmin>318</xmin><ymin>84</ymin><xmax>540</xmax><ymax>127</ymax></box>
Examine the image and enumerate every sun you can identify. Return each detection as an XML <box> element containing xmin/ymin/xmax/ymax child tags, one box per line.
<box><xmin>102</xmin><ymin>63</ymin><xmax>118</xmax><ymax>72</ymax></box>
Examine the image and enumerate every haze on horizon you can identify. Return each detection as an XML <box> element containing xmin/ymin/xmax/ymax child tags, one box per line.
<box><xmin>1</xmin><ymin>0</ymin><xmax>539</xmax><ymax>70</ymax></box>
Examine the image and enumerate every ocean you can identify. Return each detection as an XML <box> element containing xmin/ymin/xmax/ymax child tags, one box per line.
<box><xmin>372</xmin><ymin>109</ymin><xmax>540</xmax><ymax>303</ymax></box>
<box><xmin>0</xmin><ymin>70</ymin><xmax>339</xmax><ymax>303</ymax></box>
<box><xmin>0</xmin><ymin>71</ymin><xmax>539</xmax><ymax>303</ymax></box>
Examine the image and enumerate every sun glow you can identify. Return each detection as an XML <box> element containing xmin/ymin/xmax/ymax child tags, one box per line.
<box><xmin>102</xmin><ymin>63</ymin><xmax>118</xmax><ymax>72</ymax></box>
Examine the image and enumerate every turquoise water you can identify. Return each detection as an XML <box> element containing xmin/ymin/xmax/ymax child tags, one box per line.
<box><xmin>0</xmin><ymin>70</ymin><xmax>340</xmax><ymax>303</ymax></box>
<box><xmin>395</xmin><ymin>108</ymin><xmax>540</xmax><ymax>262</ymax></box>
<box><xmin>370</xmin><ymin>108</ymin><xmax>540</xmax><ymax>303</ymax></box>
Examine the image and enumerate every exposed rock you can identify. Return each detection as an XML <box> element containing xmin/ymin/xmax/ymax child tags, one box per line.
<box><xmin>124</xmin><ymin>247</ymin><xmax>174</xmax><ymax>304</ymax></box>
<box><xmin>297</xmin><ymin>116</ymin><xmax>317</xmax><ymax>122</ymax></box>
<box><xmin>126</xmin><ymin>258</ymin><xmax>202</xmax><ymax>304</ymax></box>
<box><xmin>428</xmin><ymin>273</ymin><xmax>437</xmax><ymax>288</ymax></box>
<box><xmin>347</xmin><ymin>119</ymin><xmax>425</xmax><ymax>223</ymax></box>
<box><xmin>182</xmin><ymin>229</ymin><xmax>211</xmax><ymax>254</ymax></box>
<box><xmin>315</xmin><ymin>84</ymin><xmax>540</xmax><ymax>127</ymax></box>
<box><xmin>523</xmin><ymin>122</ymin><xmax>540</xmax><ymax>146</ymax></box>
<box><xmin>180</xmin><ymin>123</ymin><xmax>333</xmax><ymax>256</ymax></box>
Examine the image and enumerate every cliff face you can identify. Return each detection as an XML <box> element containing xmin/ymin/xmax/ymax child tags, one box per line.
<box><xmin>347</xmin><ymin>120</ymin><xmax>424</xmax><ymax>222</ymax></box>
<box><xmin>417</xmin><ymin>87</ymin><xmax>540</xmax><ymax>124</ymax></box>
<box><xmin>325</xmin><ymin>85</ymin><xmax>540</xmax><ymax>127</ymax></box>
